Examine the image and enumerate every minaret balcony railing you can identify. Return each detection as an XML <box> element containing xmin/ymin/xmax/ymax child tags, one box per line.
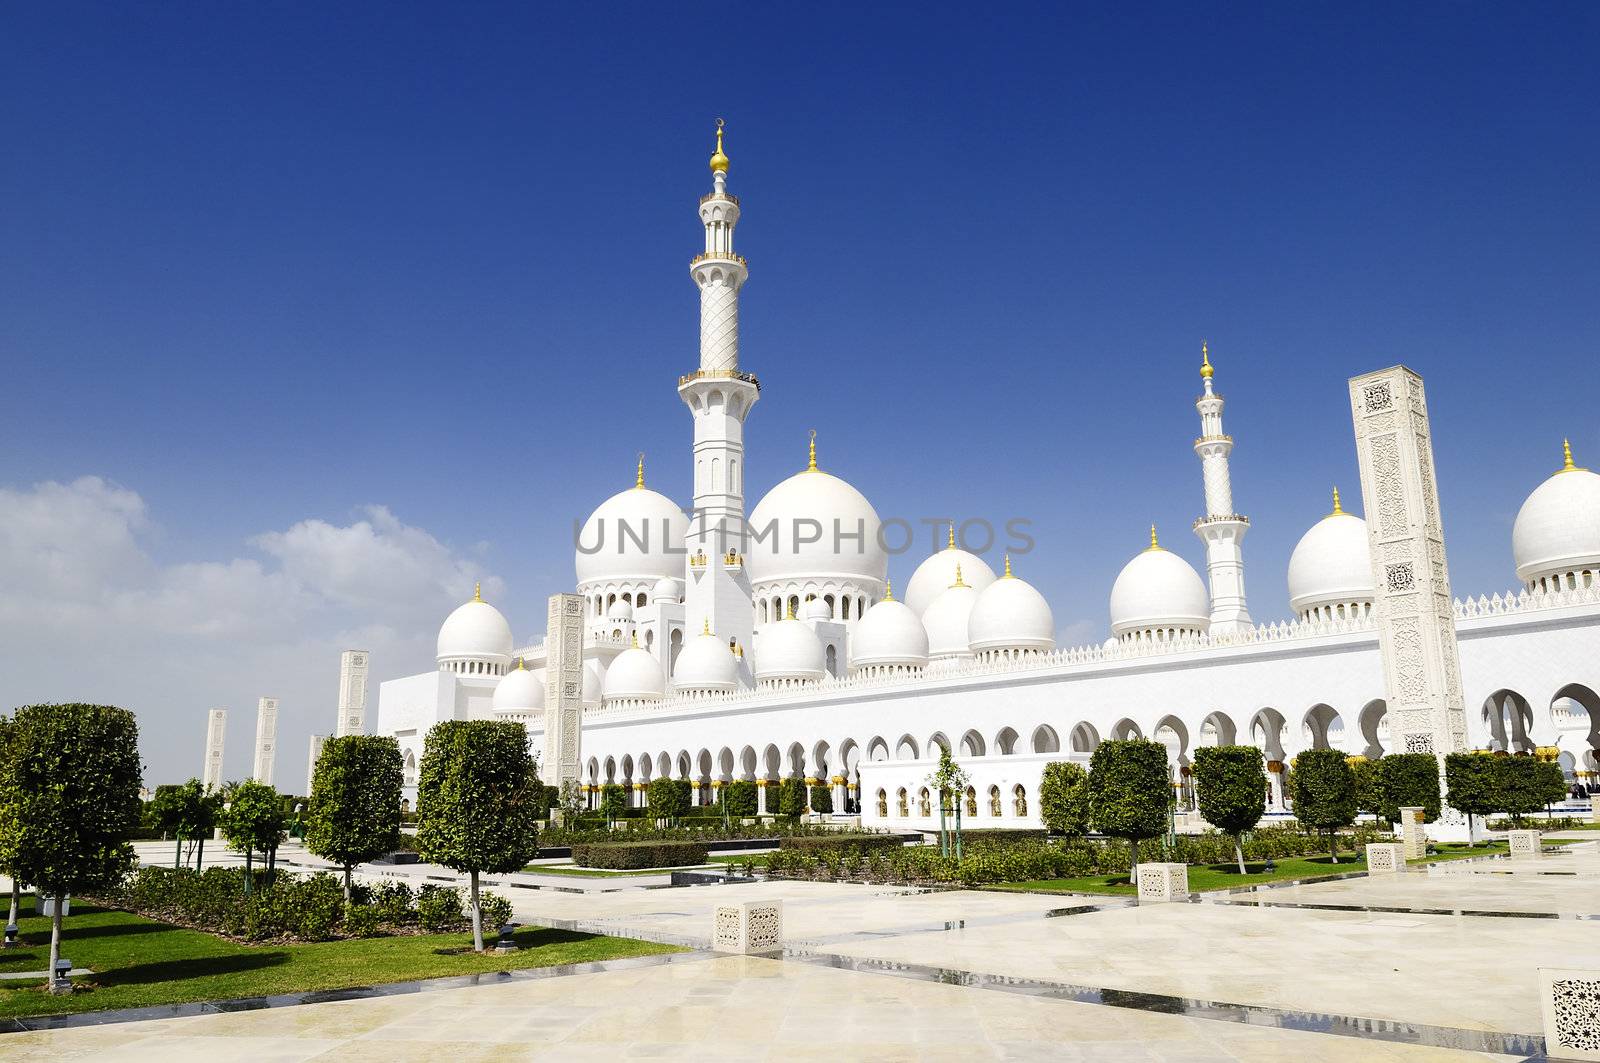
<box><xmin>691</xmin><ymin>251</ymin><xmax>748</xmax><ymax>267</ymax></box>
<box><xmin>678</xmin><ymin>368</ymin><xmax>761</xmax><ymax>391</ymax></box>
<box><xmin>1193</xmin><ymin>514</ymin><xmax>1251</xmax><ymax>529</ymax></box>
<box><xmin>700</xmin><ymin>192</ymin><xmax>740</xmax><ymax>206</ymax></box>
<box><xmin>1193</xmin><ymin>434</ymin><xmax>1233</xmax><ymax>445</ymax></box>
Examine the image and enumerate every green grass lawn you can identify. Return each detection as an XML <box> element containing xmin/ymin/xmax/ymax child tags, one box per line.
<box><xmin>707</xmin><ymin>853</ymin><xmax>772</xmax><ymax>869</ymax></box>
<box><xmin>0</xmin><ymin>898</ymin><xmax>681</xmax><ymax>1020</ymax></box>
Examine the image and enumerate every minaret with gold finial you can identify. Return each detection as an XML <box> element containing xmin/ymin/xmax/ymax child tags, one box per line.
<box><xmin>1192</xmin><ymin>342</ymin><xmax>1252</xmax><ymax>633</ymax></box>
<box><xmin>680</xmin><ymin>119</ymin><xmax>758</xmax><ymax>655</ymax></box>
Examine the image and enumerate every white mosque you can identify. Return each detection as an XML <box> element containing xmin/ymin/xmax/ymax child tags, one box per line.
<box><xmin>376</xmin><ymin>124</ymin><xmax>1600</xmax><ymax>828</ymax></box>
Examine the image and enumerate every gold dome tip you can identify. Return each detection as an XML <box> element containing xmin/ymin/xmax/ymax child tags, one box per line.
<box><xmin>515</xmin><ymin>657</ymin><xmax>525</xmax><ymax>670</ymax></box>
<box><xmin>1200</xmin><ymin>341</ymin><xmax>1214</xmax><ymax>380</ymax></box>
<box><xmin>709</xmin><ymin>118</ymin><xmax>729</xmax><ymax>174</ymax></box>
<box><xmin>1560</xmin><ymin>438</ymin><xmax>1584</xmax><ymax>473</ymax></box>
<box><xmin>473</xmin><ymin>581</ymin><xmax>482</xmax><ymax>602</ymax></box>
<box><xmin>947</xmin><ymin>523</ymin><xmax>956</xmax><ymax>550</ymax></box>
<box><xmin>635</xmin><ymin>452</ymin><xmax>646</xmax><ymax>489</ymax></box>
<box><xmin>806</xmin><ymin>428</ymin><xmax>818</xmax><ymax>471</ymax></box>
<box><xmin>1147</xmin><ymin>524</ymin><xmax>1161</xmax><ymax>551</ymax></box>
<box><xmin>1003</xmin><ymin>553</ymin><xmax>1013</xmax><ymax>578</ymax></box>
<box><xmin>883</xmin><ymin>578</ymin><xmax>894</xmax><ymax>602</ymax></box>
<box><xmin>702</xmin><ymin>617</ymin><xmax>711</xmax><ymax>635</ymax></box>
<box><xmin>950</xmin><ymin>562</ymin><xmax>967</xmax><ymax>589</ymax></box>
<box><xmin>1330</xmin><ymin>486</ymin><xmax>1343</xmax><ymax>516</ymax></box>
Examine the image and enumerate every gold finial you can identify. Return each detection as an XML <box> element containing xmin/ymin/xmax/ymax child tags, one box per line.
<box><xmin>709</xmin><ymin>118</ymin><xmax>729</xmax><ymax>174</ymax></box>
<box><xmin>807</xmin><ymin>429</ymin><xmax>818</xmax><ymax>471</ymax></box>
<box><xmin>515</xmin><ymin>657</ymin><xmax>525</xmax><ymax>670</ymax></box>
<box><xmin>1147</xmin><ymin>524</ymin><xmax>1161</xmax><ymax>551</ymax></box>
<box><xmin>1560</xmin><ymin>438</ymin><xmax>1585</xmax><ymax>473</ymax></box>
<box><xmin>950</xmin><ymin>562</ymin><xmax>967</xmax><ymax>589</ymax></box>
<box><xmin>883</xmin><ymin>578</ymin><xmax>894</xmax><ymax>601</ymax></box>
<box><xmin>631</xmin><ymin>631</ymin><xmax>639</xmax><ymax>649</ymax></box>
<box><xmin>702</xmin><ymin>617</ymin><xmax>711</xmax><ymax>635</ymax></box>
<box><xmin>1200</xmin><ymin>341</ymin><xmax>1213</xmax><ymax>380</ymax></box>
<box><xmin>786</xmin><ymin>601</ymin><xmax>797</xmax><ymax>620</ymax></box>
<box><xmin>947</xmin><ymin>523</ymin><xmax>956</xmax><ymax>550</ymax></box>
<box><xmin>1003</xmin><ymin>553</ymin><xmax>1013</xmax><ymax>578</ymax></box>
<box><xmin>473</xmin><ymin>581</ymin><xmax>482</xmax><ymax>602</ymax></box>
<box><xmin>635</xmin><ymin>452</ymin><xmax>646</xmax><ymax>489</ymax></box>
<box><xmin>1330</xmin><ymin>486</ymin><xmax>1343</xmax><ymax>516</ymax></box>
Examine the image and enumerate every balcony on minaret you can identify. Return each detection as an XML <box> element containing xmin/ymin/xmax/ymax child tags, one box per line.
<box><xmin>1193</xmin><ymin>513</ymin><xmax>1250</xmax><ymax>530</ymax></box>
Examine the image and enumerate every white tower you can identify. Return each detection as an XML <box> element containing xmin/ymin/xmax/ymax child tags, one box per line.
<box><xmin>679</xmin><ymin>120</ymin><xmax>757</xmax><ymax>657</ymax></box>
<box><xmin>251</xmin><ymin>697</ymin><xmax>278</xmax><ymax>785</ymax></box>
<box><xmin>1192</xmin><ymin>344</ymin><xmax>1252</xmax><ymax>633</ymax></box>
<box><xmin>335</xmin><ymin>650</ymin><xmax>369</xmax><ymax>736</ymax></box>
<box><xmin>202</xmin><ymin>708</ymin><xmax>226</xmax><ymax>791</ymax></box>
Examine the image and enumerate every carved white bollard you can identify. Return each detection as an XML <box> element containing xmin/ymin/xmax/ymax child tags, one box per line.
<box><xmin>1508</xmin><ymin>829</ymin><xmax>1542</xmax><ymax>858</ymax></box>
<box><xmin>712</xmin><ymin>900</ymin><xmax>783</xmax><ymax>954</ymax></box>
<box><xmin>1366</xmin><ymin>843</ymin><xmax>1405</xmax><ymax>873</ymax></box>
<box><xmin>1590</xmin><ymin>795</ymin><xmax>1599</xmax><ymax>825</ymax></box>
<box><xmin>1538</xmin><ymin>968</ymin><xmax>1600</xmax><ymax>1061</ymax></box>
<box><xmin>1398</xmin><ymin>806</ymin><xmax>1427</xmax><ymax>860</ymax></box>
<box><xmin>1135</xmin><ymin>863</ymin><xmax>1189</xmax><ymax>903</ymax></box>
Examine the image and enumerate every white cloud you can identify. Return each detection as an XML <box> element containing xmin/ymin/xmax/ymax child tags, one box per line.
<box><xmin>0</xmin><ymin>478</ymin><xmax>499</xmax><ymax>791</ymax></box>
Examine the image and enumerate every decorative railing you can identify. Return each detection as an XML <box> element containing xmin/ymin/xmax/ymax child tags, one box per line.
<box><xmin>690</xmin><ymin>251</ymin><xmax>748</xmax><ymax>267</ymax></box>
<box><xmin>677</xmin><ymin>368</ymin><xmax>760</xmax><ymax>391</ymax></box>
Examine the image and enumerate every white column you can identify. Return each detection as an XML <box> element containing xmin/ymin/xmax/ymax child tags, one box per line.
<box><xmin>1192</xmin><ymin>345</ymin><xmax>1251</xmax><ymax>633</ymax></box>
<box><xmin>202</xmin><ymin>709</ymin><xmax>226</xmax><ymax>791</ymax></box>
<box><xmin>306</xmin><ymin>734</ymin><xmax>327</xmax><ymax>796</ymax></box>
<box><xmin>251</xmin><ymin>697</ymin><xmax>278</xmax><ymax>785</ymax></box>
<box><xmin>543</xmin><ymin>593</ymin><xmax>584</xmax><ymax>792</ymax></box>
<box><xmin>336</xmin><ymin>650</ymin><xmax>370</xmax><ymax>737</ymax></box>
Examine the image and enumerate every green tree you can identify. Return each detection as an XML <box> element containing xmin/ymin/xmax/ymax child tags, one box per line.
<box><xmin>1088</xmin><ymin>739</ymin><xmax>1170</xmax><ymax>881</ymax></box>
<box><xmin>1444</xmin><ymin>752</ymin><xmax>1499</xmax><ymax>842</ymax></box>
<box><xmin>1496</xmin><ymin>755</ymin><xmax>1552</xmax><ymax>826</ymax></box>
<box><xmin>926</xmin><ymin>747</ymin><xmax>971</xmax><ymax>856</ymax></box>
<box><xmin>0</xmin><ymin>715</ymin><xmax>19</xmax><ymax>944</ymax></box>
<box><xmin>1536</xmin><ymin>760</ymin><xmax>1568</xmax><ymax>813</ymax></box>
<box><xmin>416</xmin><ymin>720</ymin><xmax>542</xmax><ymax>950</ymax></box>
<box><xmin>722</xmin><ymin>780</ymin><xmax>757</xmax><ymax>817</ymax></box>
<box><xmin>1375</xmin><ymin>753</ymin><xmax>1442</xmax><ymax>824</ymax></box>
<box><xmin>809</xmin><ymin>784</ymin><xmax>834</xmax><ymax>813</ymax></box>
<box><xmin>598</xmin><ymin>783</ymin><xmax>628</xmax><ymax>827</ymax></box>
<box><xmin>148</xmin><ymin>778</ymin><xmax>220</xmax><ymax>870</ymax></box>
<box><xmin>218</xmin><ymin>779</ymin><xmax>288</xmax><ymax>891</ymax></box>
<box><xmin>776</xmin><ymin>777</ymin><xmax>808</xmax><ymax>818</ymax></box>
<box><xmin>1192</xmin><ymin>746</ymin><xmax>1267</xmax><ymax>874</ymax></box>
<box><xmin>1290</xmin><ymin>749</ymin><xmax>1357</xmax><ymax>862</ymax></box>
<box><xmin>0</xmin><ymin>704</ymin><xmax>142</xmax><ymax>991</ymax></box>
<box><xmin>306</xmin><ymin>735</ymin><xmax>402</xmax><ymax>901</ymax></box>
<box><xmin>646</xmin><ymin>776</ymin><xmax>688</xmax><ymax>821</ymax></box>
<box><xmin>1349</xmin><ymin>758</ymin><xmax>1383</xmax><ymax>820</ymax></box>
<box><xmin>1037</xmin><ymin>762</ymin><xmax>1092</xmax><ymax>837</ymax></box>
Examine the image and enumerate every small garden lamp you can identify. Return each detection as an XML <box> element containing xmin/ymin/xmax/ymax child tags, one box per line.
<box><xmin>494</xmin><ymin>922</ymin><xmax>520</xmax><ymax>953</ymax></box>
<box><xmin>50</xmin><ymin>956</ymin><xmax>72</xmax><ymax>994</ymax></box>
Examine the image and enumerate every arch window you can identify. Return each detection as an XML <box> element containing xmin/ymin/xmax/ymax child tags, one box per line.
<box><xmin>988</xmin><ymin>785</ymin><xmax>1002</xmax><ymax>817</ymax></box>
<box><xmin>963</xmin><ymin>786</ymin><xmax>977</xmax><ymax>817</ymax></box>
<box><xmin>896</xmin><ymin>787</ymin><xmax>909</xmax><ymax>817</ymax></box>
<box><xmin>918</xmin><ymin>787</ymin><xmax>932</xmax><ymax>817</ymax></box>
<box><xmin>1013</xmin><ymin>785</ymin><xmax>1028</xmax><ymax>818</ymax></box>
<box><xmin>876</xmin><ymin>788</ymin><xmax>888</xmax><ymax>817</ymax></box>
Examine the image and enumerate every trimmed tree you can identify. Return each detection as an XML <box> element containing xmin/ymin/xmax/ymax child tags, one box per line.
<box><xmin>0</xmin><ymin>715</ymin><xmax>20</xmax><ymax>945</ymax></box>
<box><xmin>1038</xmin><ymin>762</ymin><xmax>1092</xmax><ymax>837</ymax></box>
<box><xmin>1444</xmin><ymin>752</ymin><xmax>1499</xmax><ymax>842</ymax></box>
<box><xmin>1496</xmin><ymin>755</ymin><xmax>1551</xmax><ymax>826</ymax></box>
<box><xmin>218</xmin><ymin>779</ymin><xmax>288</xmax><ymax>891</ymax></box>
<box><xmin>598</xmin><ymin>783</ymin><xmax>628</xmax><ymax>827</ymax></box>
<box><xmin>148</xmin><ymin>778</ymin><xmax>220</xmax><ymax>870</ymax></box>
<box><xmin>306</xmin><ymin>735</ymin><xmax>402</xmax><ymax>901</ymax></box>
<box><xmin>809</xmin><ymin>784</ymin><xmax>834</xmax><ymax>813</ymax></box>
<box><xmin>1192</xmin><ymin>746</ymin><xmax>1267</xmax><ymax>874</ymax></box>
<box><xmin>1088</xmin><ymin>739</ymin><xmax>1170</xmax><ymax>882</ymax></box>
<box><xmin>1349</xmin><ymin>758</ymin><xmax>1383</xmax><ymax>821</ymax></box>
<box><xmin>416</xmin><ymin>720</ymin><xmax>542</xmax><ymax>950</ymax></box>
<box><xmin>0</xmin><ymin>704</ymin><xmax>142</xmax><ymax>991</ymax></box>
<box><xmin>1374</xmin><ymin>753</ymin><xmax>1442</xmax><ymax>824</ymax></box>
<box><xmin>646</xmin><ymin>776</ymin><xmax>688</xmax><ymax>822</ymax></box>
<box><xmin>1290</xmin><ymin>749</ymin><xmax>1357</xmax><ymax>862</ymax></box>
<box><xmin>722</xmin><ymin>779</ymin><xmax>758</xmax><ymax>817</ymax></box>
<box><xmin>777</xmin><ymin>777</ymin><xmax>808</xmax><ymax>818</ymax></box>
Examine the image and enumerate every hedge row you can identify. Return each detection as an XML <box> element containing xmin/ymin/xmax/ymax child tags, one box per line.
<box><xmin>541</xmin><ymin>821</ymin><xmax>843</xmax><ymax>847</ymax></box>
<box><xmin>778</xmin><ymin>833</ymin><xmax>903</xmax><ymax>853</ymax></box>
<box><xmin>569</xmin><ymin>840</ymin><xmax>710</xmax><ymax>869</ymax></box>
<box><xmin>99</xmin><ymin>865</ymin><xmax>512</xmax><ymax>943</ymax></box>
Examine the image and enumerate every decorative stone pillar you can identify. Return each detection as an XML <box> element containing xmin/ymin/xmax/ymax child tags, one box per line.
<box><xmin>712</xmin><ymin>900</ymin><xmax>782</xmax><ymax>955</ymax></box>
<box><xmin>756</xmin><ymin>779</ymin><xmax>768</xmax><ymax>816</ymax></box>
<box><xmin>251</xmin><ymin>697</ymin><xmax>278</xmax><ymax>786</ymax></box>
<box><xmin>306</xmin><ymin>734</ymin><xmax>326</xmax><ymax>797</ymax></box>
<box><xmin>1349</xmin><ymin>367</ymin><xmax>1470</xmax><ymax>841</ymax></box>
<box><xmin>804</xmin><ymin>775</ymin><xmax>818</xmax><ymax>815</ymax></box>
<box><xmin>335</xmin><ymin>650</ymin><xmax>370</xmax><ymax>737</ymax></box>
<box><xmin>1398</xmin><ymin>806</ymin><xmax>1427</xmax><ymax>859</ymax></box>
<box><xmin>831</xmin><ymin>775</ymin><xmax>847</xmax><ymax>815</ymax></box>
<box><xmin>1508</xmin><ymin>829</ymin><xmax>1542</xmax><ymax>857</ymax></box>
<box><xmin>543</xmin><ymin>593</ymin><xmax>584</xmax><ymax>791</ymax></box>
<box><xmin>1135</xmin><ymin>863</ymin><xmax>1189</xmax><ymax>903</ymax></box>
<box><xmin>202</xmin><ymin>709</ymin><xmax>226</xmax><ymax>792</ymax></box>
<box><xmin>1590</xmin><ymin>794</ymin><xmax>1599</xmax><ymax>825</ymax></box>
<box><xmin>1366</xmin><ymin>843</ymin><xmax>1405</xmax><ymax>873</ymax></box>
<box><xmin>1538</xmin><ymin>967</ymin><xmax>1600</xmax><ymax>1061</ymax></box>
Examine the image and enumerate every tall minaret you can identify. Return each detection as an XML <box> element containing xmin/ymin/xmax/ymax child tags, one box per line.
<box><xmin>1192</xmin><ymin>343</ymin><xmax>1252</xmax><ymax>633</ymax></box>
<box><xmin>679</xmin><ymin>120</ymin><xmax>757</xmax><ymax>658</ymax></box>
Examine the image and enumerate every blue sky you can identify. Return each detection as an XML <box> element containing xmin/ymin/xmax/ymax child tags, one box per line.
<box><xmin>2</xmin><ymin>3</ymin><xmax>1596</xmax><ymax>787</ymax></box>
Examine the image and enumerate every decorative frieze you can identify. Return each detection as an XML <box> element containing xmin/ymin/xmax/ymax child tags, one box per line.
<box><xmin>1539</xmin><ymin>968</ymin><xmax>1600</xmax><ymax>1060</ymax></box>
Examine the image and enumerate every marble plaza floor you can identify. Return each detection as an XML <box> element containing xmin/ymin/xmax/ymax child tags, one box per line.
<box><xmin>8</xmin><ymin>839</ymin><xmax>1598</xmax><ymax>1059</ymax></box>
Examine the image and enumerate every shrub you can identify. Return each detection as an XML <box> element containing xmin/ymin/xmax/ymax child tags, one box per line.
<box><xmin>1038</xmin><ymin>762</ymin><xmax>1091</xmax><ymax>837</ymax></box>
<box><xmin>342</xmin><ymin>903</ymin><xmax>381</xmax><ymax>938</ymax></box>
<box><xmin>1350</xmin><ymin>758</ymin><xmax>1383</xmax><ymax>818</ymax></box>
<box><xmin>1445</xmin><ymin>752</ymin><xmax>1499</xmax><ymax>839</ymax></box>
<box><xmin>1375</xmin><ymin>753</ymin><xmax>1442</xmax><ymax>823</ymax></box>
<box><xmin>722</xmin><ymin>780</ymin><xmax>758</xmax><ymax>817</ymax></box>
<box><xmin>1089</xmin><ymin>739</ymin><xmax>1170</xmax><ymax>871</ymax></box>
<box><xmin>417</xmin><ymin>884</ymin><xmax>465</xmax><ymax>932</ymax></box>
<box><xmin>1291</xmin><ymin>749</ymin><xmax>1357</xmax><ymax>862</ymax></box>
<box><xmin>1192</xmin><ymin>746</ymin><xmax>1267</xmax><ymax>874</ymax></box>
<box><xmin>478</xmin><ymin>891</ymin><xmax>513</xmax><ymax>931</ymax></box>
<box><xmin>369</xmin><ymin>880</ymin><xmax>415</xmax><ymax>924</ymax></box>
<box><xmin>778</xmin><ymin>833</ymin><xmax>902</xmax><ymax>853</ymax></box>
<box><xmin>569</xmin><ymin>840</ymin><xmax>709</xmax><ymax>869</ymax></box>
<box><xmin>957</xmin><ymin>829</ymin><xmax>1049</xmax><ymax>847</ymax></box>
<box><xmin>1496</xmin><ymin>756</ymin><xmax>1563</xmax><ymax>825</ymax></box>
<box><xmin>809</xmin><ymin>785</ymin><xmax>834</xmax><ymax>813</ymax></box>
<box><xmin>646</xmin><ymin>777</ymin><xmax>689</xmax><ymax>821</ymax></box>
<box><xmin>777</xmin><ymin>778</ymin><xmax>808</xmax><ymax>817</ymax></box>
<box><xmin>599</xmin><ymin>783</ymin><xmax>628</xmax><ymax>824</ymax></box>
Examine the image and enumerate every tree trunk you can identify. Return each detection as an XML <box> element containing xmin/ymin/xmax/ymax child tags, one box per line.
<box><xmin>1128</xmin><ymin>837</ymin><xmax>1139</xmax><ymax>887</ymax></box>
<box><xmin>342</xmin><ymin>863</ymin><xmax>353</xmax><ymax>903</ymax></box>
<box><xmin>1234</xmin><ymin>837</ymin><xmax>1246</xmax><ymax>876</ymax></box>
<box><xmin>174</xmin><ymin>836</ymin><xmax>182</xmax><ymax>871</ymax></box>
<box><xmin>6</xmin><ymin>879</ymin><xmax>19</xmax><ymax>941</ymax></box>
<box><xmin>1328</xmin><ymin>830</ymin><xmax>1338</xmax><ymax>864</ymax></box>
<box><xmin>470</xmin><ymin>870</ymin><xmax>484</xmax><ymax>952</ymax></box>
<box><xmin>196</xmin><ymin>837</ymin><xmax>205</xmax><ymax>871</ymax></box>
<box><xmin>245</xmin><ymin>851</ymin><xmax>253</xmax><ymax>895</ymax></box>
<box><xmin>47</xmin><ymin>897</ymin><xmax>64</xmax><ymax>994</ymax></box>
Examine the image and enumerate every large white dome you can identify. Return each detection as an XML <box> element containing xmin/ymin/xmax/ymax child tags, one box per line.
<box><xmin>1287</xmin><ymin>495</ymin><xmax>1375</xmax><ymax>618</ymax></box>
<box><xmin>672</xmin><ymin>628</ymin><xmax>738</xmax><ymax>692</ymax></box>
<box><xmin>582</xmin><ymin>660</ymin><xmax>604</xmax><ymax>706</ymax></box>
<box><xmin>753</xmin><ymin>617</ymin><xmax>826</xmax><ymax>682</ymax></box>
<box><xmin>851</xmin><ymin>594</ymin><xmax>929</xmax><ymax>670</ymax></box>
<box><xmin>492</xmin><ymin>664</ymin><xmax>544</xmax><ymax>713</ymax></box>
<box><xmin>1109</xmin><ymin>533</ymin><xmax>1210</xmax><ymax>638</ymax></box>
<box><xmin>603</xmin><ymin>645</ymin><xmax>665</xmax><ymax>701</ymax></box>
<box><xmin>1512</xmin><ymin>445</ymin><xmax>1600</xmax><ymax>587</ymax></box>
<box><xmin>904</xmin><ymin>533</ymin><xmax>997</xmax><ymax>617</ymax></box>
<box><xmin>436</xmin><ymin>591</ymin><xmax>515</xmax><ymax>664</ymax></box>
<box><xmin>968</xmin><ymin>560</ymin><xmax>1055</xmax><ymax>653</ymax></box>
<box><xmin>746</xmin><ymin>453</ymin><xmax>886</xmax><ymax>589</ymax></box>
<box><xmin>923</xmin><ymin>575</ymin><xmax>981</xmax><ymax>659</ymax></box>
<box><xmin>575</xmin><ymin>475</ymin><xmax>689</xmax><ymax>587</ymax></box>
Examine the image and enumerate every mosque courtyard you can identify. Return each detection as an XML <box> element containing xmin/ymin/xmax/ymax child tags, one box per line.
<box><xmin>4</xmin><ymin>831</ymin><xmax>1596</xmax><ymax>1061</ymax></box>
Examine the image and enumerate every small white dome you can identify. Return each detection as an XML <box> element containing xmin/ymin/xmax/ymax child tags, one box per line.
<box><xmin>603</xmin><ymin>645</ymin><xmax>665</xmax><ymax>701</ymax></box>
<box><xmin>672</xmin><ymin>628</ymin><xmax>738</xmax><ymax>692</ymax></box>
<box><xmin>801</xmin><ymin>597</ymin><xmax>833</xmax><ymax>623</ymax></box>
<box><xmin>1109</xmin><ymin>535</ymin><xmax>1210</xmax><ymax>638</ymax></box>
<box><xmin>651</xmin><ymin>576</ymin><xmax>684</xmax><ymax>604</ymax></box>
<box><xmin>575</xmin><ymin>478</ymin><xmax>689</xmax><ymax>587</ymax></box>
<box><xmin>923</xmin><ymin>577</ymin><xmax>981</xmax><ymax>659</ymax></box>
<box><xmin>746</xmin><ymin>456</ymin><xmax>886</xmax><ymax>589</ymax></box>
<box><xmin>904</xmin><ymin>537</ymin><xmax>997</xmax><ymax>617</ymax></box>
<box><xmin>492</xmin><ymin>664</ymin><xmax>544</xmax><ymax>713</ymax></box>
<box><xmin>851</xmin><ymin>596</ymin><xmax>929</xmax><ymax>669</ymax></box>
<box><xmin>754</xmin><ymin>617</ymin><xmax>826</xmax><ymax>681</ymax></box>
<box><xmin>968</xmin><ymin>562</ymin><xmax>1055</xmax><ymax>653</ymax></box>
<box><xmin>1512</xmin><ymin>449</ymin><xmax>1600</xmax><ymax>586</ymax></box>
<box><xmin>436</xmin><ymin>592</ymin><xmax>515</xmax><ymax>664</ymax></box>
<box><xmin>1287</xmin><ymin>498</ymin><xmax>1375</xmax><ymax>617</ymax></box>
<box><xmin>606</xmin><ymin>598</ymin><xmax>634</xmax><ymax>621</ymax></box>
